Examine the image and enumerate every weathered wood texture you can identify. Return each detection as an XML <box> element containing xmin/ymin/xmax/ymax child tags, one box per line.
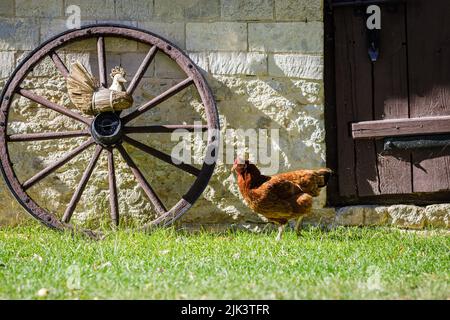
<box><xmin>407</xmin><ymin>0</ymin><xmax>450</xmax><ymax>193</ymax></box>
<box><xmin>329</xmin><ymin>0</ymin><xmax>450</xmax><ymax>203</ymax></box>
<box><xmin>373</xmin><ymin>4</ymin><xmax>411</xmax><ymax>195</ymax></box>
<box><xmin>352</xmin><ymin>116</ymin><xmax>450</xmax><ymax>139</ymax></box>
<box><xmin>334</xmin><ymin>7</ymin><xmax>372</xmax><ymax>197</ymax></box>
<box><xmin>324</xmin><ymin>1</ymin><xmax>340</xmax><ymax>205</ymax></box>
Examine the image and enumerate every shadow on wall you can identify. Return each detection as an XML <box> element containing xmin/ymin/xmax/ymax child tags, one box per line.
<box><xmin>181</xmin><ymin>72</ymin><xmax>327</xmax><ymax>224</ymax></box>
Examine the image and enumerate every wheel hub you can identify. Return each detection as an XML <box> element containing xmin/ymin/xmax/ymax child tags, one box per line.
<box><xmin>91</xmin><ymin>112</ymin><xmax>123</xmax><ymax>146</ymax></box>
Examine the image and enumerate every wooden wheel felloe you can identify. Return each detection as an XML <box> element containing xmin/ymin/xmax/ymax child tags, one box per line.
<box><xmin>0</xmin><ymin>25</ymin><xmax>219</xmax><ymax>233</ymax></box>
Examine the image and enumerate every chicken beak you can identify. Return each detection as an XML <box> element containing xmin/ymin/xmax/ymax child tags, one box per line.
<box><xmin>118</xmin><ymin>75</ymin><xmax>127</xmax><ymax>83</ymax></box>
<box><xmin>232</xmin><ymin>157</ymin><xmax>244</xmax><ymax>172</ymax></box>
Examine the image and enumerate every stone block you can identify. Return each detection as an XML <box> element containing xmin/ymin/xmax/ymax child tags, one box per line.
<box><xmin>335</xmin><ymin>206</ymin><xmax>366</xmax><ymax>226</ymax></box>
<box><xmin>105</xmin><ymin>38</ymin><xmax>138</xmax><ymax>52</ymax></box>
<box><xmin>388</xmin><ymin>205</ymin><xmax>426</xmax><ymax>229</ymax></box>
<box><xmin>33</xmin><ymin>55</ymin><xmax>62</xmax><ymax>77</ymax></box>
<box><xmin>0</xmin><ymin>0</ymin><xmax>14</xmax><ymax>16</ymax></box>
<box><xmin>0</xmin><ymin>51</ymin><xmax>14</xmax><ymax>78</ymax></box>
<box><xmin>0</xmin><ymin>18</ymin><xmax>40</xmax><ymax>51</ymax></box>
<box><xmin>221</xmin><ymin>0</ymin><xmax>273</xmax><ymax>21</ymax></box>
<box><xmin>269</xmin><ymin>54</ymin><xmax>323</xmax><ymax>79</ymax></box>
<box><xmin>40</xmin><ymin>18</ymin><xmax>67</xmax><ymax>42</ymax></box>
<box><xmin>155</xmin><ymin>52</ymin><xmax>185</xmax><ymax>79</ymax></box>
<box><xmin>120</xmin><ymin>52</ymin><xmax>154</xmax><ymax>79</ymax></box>
<box><xmin>364</xmin><ymin>206</ymin><xmax>389</xmax><ymax>226</ymax></box>
<box><xmin>291</xmin><ymin>80</ymin><xmax>323</xmax><ymax>105</ymax></box>
<box><xmin>40</xmin><ymin>18</ymin><xmax>96</xmax><ymax>42</ymax></box>
<box><xmin>154</xmin><ymin>0</ymin><xmax>220</xmax><ymax>21</ymax></box>
<box><xmin>305</xmin><ymin>208</ymin><xmax>336</xmax><ymax>226</ymax></box>
<box><xmin>16</xmin><ymin>0</ymin><xmax>63</xmax><ymax>18</ymax></box>
<box><xmin>208</xmin><ymin>52</ymin><xmax>267</xmax><ymax>75</ymax></box>
<box><xmin>115</xmin><ymin>0</ymin><xmax>153</xmax><ymax>20</ymax></box>
<box><xmin>249</xmin><ymin>22</ymin><xmax>323</xmax><ymax>53</ymax></box>
<box><xmin>137</xmin><ymin>22</ymin><xmax>185</xmax><ymax>49</ymax></box>
<box><xmin>186</xmin><ymin>22</ymin><xmax>247</xmax><ymax>51</ymax></box>
<box><xmin>275</xmin><ymin>0</ymin><xmax>323</xmax><ymax>22</ymax></box>
<box><xmin>424</xmin><ymin>204</ymin><xmax>450</xmax><ymax>228</ymax></box>
<box><xmin>188</xmin><ymin>52</ymin><xmax>209</xmax><ymax>72</ymax></box>
<box><xmin>334</xmin><ymin>205</ymin><xmax>389</xmax><ymax>227</ymax></box>
<box><xmin>66</xmin><ymin>0</ymin><xmax>115</xmax><ymax>19</ymax></box>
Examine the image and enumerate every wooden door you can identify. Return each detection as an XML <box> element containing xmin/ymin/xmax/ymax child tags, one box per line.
<box><xmin>325</xmin><ymin>0</ymin><xmax>450</xmax><ymax>205</ymax></box>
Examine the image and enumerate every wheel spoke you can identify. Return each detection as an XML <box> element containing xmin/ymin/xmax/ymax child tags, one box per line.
<box><xmin>106</xmin><ymin>148</ymin><xmax>119</xmax><ymax>226</ymax></box>
<box><xmin>116</xmin><ymin>144</ymin><xmax>167</xmax><ymax>215</ymax></box>
<box><xmin>122</xmin><ymin>77</ymin><xmax>194</xmax><ymax>124</ymax></box>
<box><xmin>18</xmin><ymin>88</ymin><xmax>92</xmax><ymax>125</ymax></box>
<box><xmin>50</xmin><ymin>51</ymin><xmax>69</xmax><ymax>78</ymax></box>
<box><xmin>8</xmin><ymin>130</ymin><xmax>90</xmax><ymax>142</ymax></box>
<box><xmin>124</xmin><ymin>124</ymin><xmax>208</xmax><ymax>134</ymax></box>
<box><xmin>126</xmin><ymin>46</ymin><xmax>158</xmax><ymax>96</ymax></box>
<box><xmin>97</xmin><ymin>36</ymin><xmax>107</xmax><ymax>88</ymax></box>
<box><xmin>22</xmin><ymin>138</ymin><xmax>94</xmax><ymax>190</ymax></box>
<box><xmin>62</xmin><ymin>145</ymin><xmax>103</xmax><ymax>223</ymax></box>
<box><xmin>123</xmin><ymin>136</ymin><xmax>200</xmax><ymax>176</ymax></box>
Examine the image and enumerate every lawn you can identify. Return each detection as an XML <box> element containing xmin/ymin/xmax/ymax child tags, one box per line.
<box><xmin>0</xmin><ymin>224</ymin><xmax>448</xmax><ymax>299</ymax></box>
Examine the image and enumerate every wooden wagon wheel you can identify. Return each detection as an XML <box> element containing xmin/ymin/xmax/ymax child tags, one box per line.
<box><xmin>0</xmin><ymin>25</ymin><xmax>219</xmax><ymax>234</ymax></box>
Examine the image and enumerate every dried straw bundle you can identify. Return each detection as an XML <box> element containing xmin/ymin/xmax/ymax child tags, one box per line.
<box><xmin>92</xmin><ymin>88</ymin><xmax>133</xmax><ymax>114</ymax></box>
<box><xmin>66</xmin><ymin>62</ymin><xmax>99</xmax><ymax>115</ymax></box>
<box><xmin>66</xmin><ymin>62</ymin><xmax>133</xmax><ymax>115</ymax></box>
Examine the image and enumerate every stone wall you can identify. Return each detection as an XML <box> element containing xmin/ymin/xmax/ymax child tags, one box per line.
<box><xmin>0</xmin><ymin>0</ymin><xmax>448</xmax><ymax>229</ymax></box>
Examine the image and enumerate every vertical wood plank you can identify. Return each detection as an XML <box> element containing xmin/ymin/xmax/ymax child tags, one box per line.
<box><xmin>408</xmin><ymin>0</ymin><xmax>450</xmax><ymax>192</ymax></box>
<box><xmin>333</xmin><ymin>7</ymin><xmax>356</xmax><ymax>197</ymax></box>
<box><xmin>334</xmin><ymin>7</ymin><xmax>377</xmax><ymax>197</ymax></box>
<box><xmin>324</xmin><ymin>2</ymin><xmax>340</xmax><ymax>204</ymax></box>
<box><xmin>373</xmin><ymin>3</ymin><xmax>412</xmax><ymax>194</ymax></box>
<box><xmin>351</xmin><ymin>9</ymin><xmax>380</xmax><ymax>197</ymax></box>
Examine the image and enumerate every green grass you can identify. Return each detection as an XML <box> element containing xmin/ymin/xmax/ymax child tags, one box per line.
<box><xmin>0</xmin><ymin>224</ymin><xmax>448</xmax><ymax>299</ymax></box>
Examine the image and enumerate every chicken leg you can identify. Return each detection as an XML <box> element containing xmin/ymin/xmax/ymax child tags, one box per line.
<box><xmin>295</xmin><ymin>216</ymin><xmax>304</xmax><ymax>237</ymax></box>
<box><xmin>275</xmin><ymin>224</ymin><xmax>286</xmax><ymax>241</ymax></box>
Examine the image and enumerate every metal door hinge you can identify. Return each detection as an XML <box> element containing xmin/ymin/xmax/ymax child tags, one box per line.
<box><xmin>384</xmin><ymin>135</ymin><xmax>450</xmax><ymax>151</ymax></box>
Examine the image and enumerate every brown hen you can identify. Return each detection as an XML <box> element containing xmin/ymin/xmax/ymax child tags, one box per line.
<box><xmin>232</xmin><ymin>158</ymin><xmax>331</xmax><ymax>240</ymax></box>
